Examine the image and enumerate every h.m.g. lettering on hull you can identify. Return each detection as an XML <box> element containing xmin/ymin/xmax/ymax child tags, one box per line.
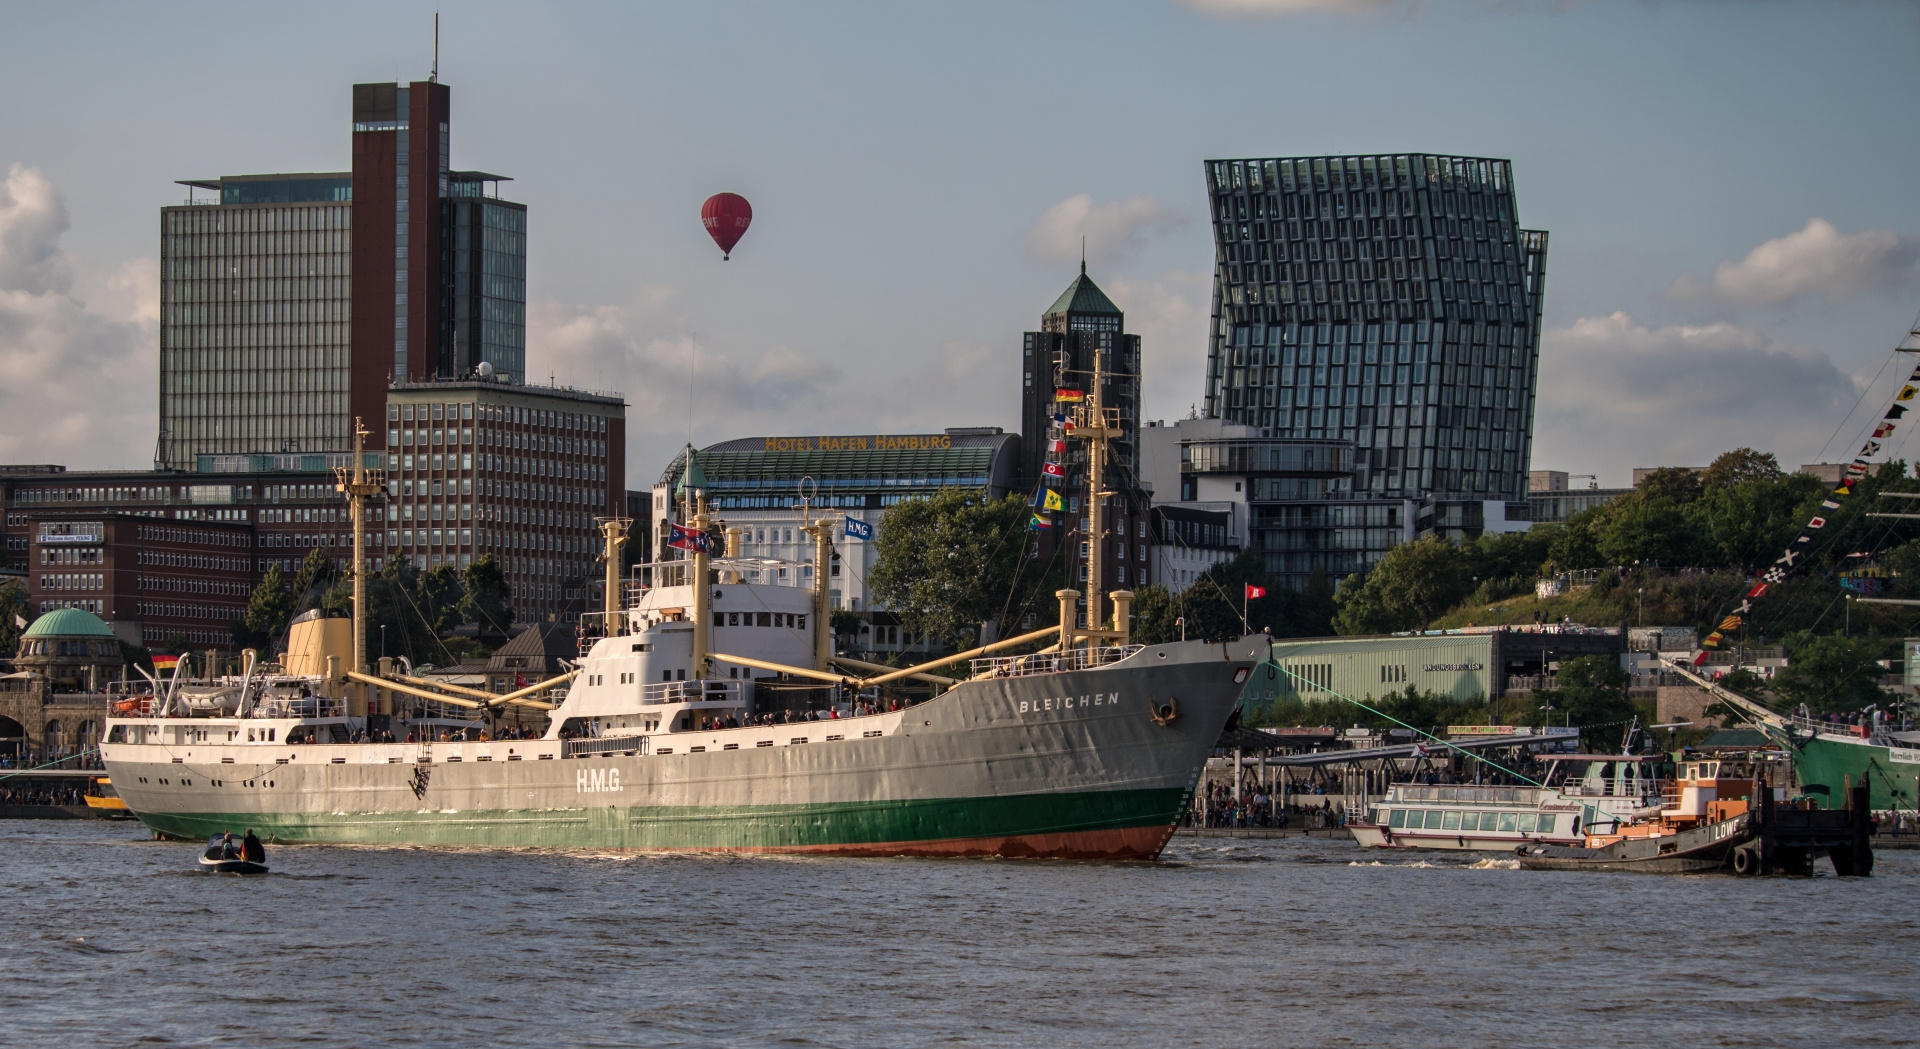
<box><xmin>1017</xmin><ymin>693</ymin><xmax>1120</xmax><ymax>716</ymax></box>
<box><xmin>577</xmin><ymin>767</ymin><xmax>622</xmax><ymax>794</ymax></box>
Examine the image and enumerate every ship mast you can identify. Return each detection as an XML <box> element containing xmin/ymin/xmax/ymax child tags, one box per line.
<box><xmin>334</xmin><ymin>419</ymin><xmax>386</xmax><ymax>718</ymax></box>
<box><xmin>1070</xmin><ymin>346</ymin><xmax>1131</xmax><ymax>648</ymax></box>
<box><xmin>597</xmin><ymin>515</ymin><xmax>631</xmax><ymax>635</ymax></box>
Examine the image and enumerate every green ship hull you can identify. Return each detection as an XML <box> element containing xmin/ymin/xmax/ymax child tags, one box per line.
<box><xmin>1790</xmin><ymin>734</ymin><xmax>1920</xmax><ymax>814</ymax></box>
<box><xmin>125</xmin><ymin>787</ymin><xmax>1189</xmax><ymax>855</ymax></box>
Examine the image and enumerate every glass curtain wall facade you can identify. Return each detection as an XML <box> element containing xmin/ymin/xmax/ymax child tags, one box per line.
<box><xmin>157</xmin><ymin>183</ymin><xmax>354</xmax><ymax>470</ymax></box>
<box><xmin>443</xmin><ymin>187</ymin><xmax>527</xmax><ymax>382</ymax></box>
<box><xmin>1202</xmin><ymin>154</ymin><xmax>1548</xmax><ymax>563</ymax></box>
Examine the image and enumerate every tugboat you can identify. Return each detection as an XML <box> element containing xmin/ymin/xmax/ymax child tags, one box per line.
<box><xmin>1518</xmin><ymin>757</ymin><xmax>1875</xmax><ymax>875</ymax></box>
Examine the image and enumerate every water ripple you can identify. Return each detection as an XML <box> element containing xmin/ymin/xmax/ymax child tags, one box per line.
<box><xmin>3</xmin><ymin>822</ymin><xmax>1916</xmax><ymax>1047</ymax></box>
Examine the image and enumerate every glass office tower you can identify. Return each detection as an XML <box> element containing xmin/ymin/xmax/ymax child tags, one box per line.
<box><xmin>1202</xmin><ymin>154</ymin><xmax>1547</xmax><ymax>564</ymax></box>
<box><xmin>158</xmin><ymin>80</ymin><xmax>528</xmax><ymax>471</ymax></box>
<box><xmin>157</xmin><ymin>175</ymin><xmax>355</xmax><ymax>470</ymax></box>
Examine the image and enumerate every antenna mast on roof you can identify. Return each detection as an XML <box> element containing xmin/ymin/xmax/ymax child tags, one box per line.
<box><xmin>431</xmin><ymin>12</ymin><xmax>439</xmax><ymax>82</ymax></box>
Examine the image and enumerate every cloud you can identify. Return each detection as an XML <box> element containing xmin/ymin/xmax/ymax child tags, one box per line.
<box><xmin>1024</xmin><ymin>194</ymin><xmax>1186</xmax><ymax>265</ymax></box>
<box><xmin>1105</xmin><ymin>270</ymin><xmax>1214</xmax><ymax>422</ymax></box>
<box><xmin>1531</xmin><ymin>311</ymin><xmax>1861</xmax><ymax>482</ymax></box>
<box><xmin>0</xmin><ymin>164</ymin><xmax>156</xmax><ymax>469</ymax></box>
<box><xmin>1668</xmin><ymin>218</ymin><xmax>1920</xmax><ymax>307</ymax></box>
<box><xmin>1177</xmin><ymin>0</ymin><xmax>1409</xmax><ymax>16</ymax></box>
<box><xmin>530</xmin><ymin>291</ymin><xmax>850</xmax><ymax>487</ymax></box>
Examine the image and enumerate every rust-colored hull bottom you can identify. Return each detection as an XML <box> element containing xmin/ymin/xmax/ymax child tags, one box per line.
<box><xmin>656</xmin><ymin>823</ymin><xmax>1180</xmax><ymax>860</ymax></box>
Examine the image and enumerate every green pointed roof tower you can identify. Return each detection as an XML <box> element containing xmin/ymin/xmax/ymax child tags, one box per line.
<box><xmin>1043</xmin><ymin>260</ymin><xmax>1122</xmax><ymax>323</ymax></box>
<box><xmin>674</xmin><ymin>443</ymin><xmax>709</xmax><ymax>497</ymax></box>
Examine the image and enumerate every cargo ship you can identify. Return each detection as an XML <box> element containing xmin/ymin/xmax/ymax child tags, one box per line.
<box><xmin>100</xmin><ymin>362</ymin><xmax>1263</xmax><ymax>858</ymax></box>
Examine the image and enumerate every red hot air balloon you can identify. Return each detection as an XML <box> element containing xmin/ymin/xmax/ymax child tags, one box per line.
<box><xmin>701</xmin><ymin>193</ymin><xmax>753</xmax><ymax>260</ymax></box>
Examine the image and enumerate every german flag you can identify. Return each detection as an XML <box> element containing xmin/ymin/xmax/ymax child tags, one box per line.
<box><xmin>1054</xmin><ymin>388</ymin><xmax>1085</xmax><ymax>403</ymax></box>
<box><xmin>152</xmin><ymin>655</ymin><xmax>180</xmax><ymax>671</ymax></box>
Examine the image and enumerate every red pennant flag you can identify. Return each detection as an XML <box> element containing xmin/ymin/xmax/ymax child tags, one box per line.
<box><xmin>1245</xmin><ymin>584</ymin><xmax>1267</xmax><ymax>600</ymax></box>
<box><xmin>1746</xmin><ymin>582</ymin><xmax>1769</xmax><ymax>599</ymax></box>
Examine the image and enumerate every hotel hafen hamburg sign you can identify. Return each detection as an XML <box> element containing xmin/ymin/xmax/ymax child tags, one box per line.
<box><xmin>762</xmin><ymin>435</ymin><xmax>955</xmax><ymax>452</ymax></box>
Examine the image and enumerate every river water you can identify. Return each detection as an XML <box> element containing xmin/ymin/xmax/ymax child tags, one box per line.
<box><xmin>4</xmin><ymin>820</ymin><xmax>1915</xmax><ymax>1048</ymax></box>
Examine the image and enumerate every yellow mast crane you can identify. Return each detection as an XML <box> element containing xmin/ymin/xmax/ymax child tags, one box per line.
<box><xmin>1067</xmin><ymin>343</ymin><xmax>1132</xmax><ymax>649</ymax></box>
<box><xmin>333</xmin><ymin>418</ymin><xmax>387</xmax><ymax>720</ymax></box>
<box><xmin>596</xmin><ymin>515</ymin><xmax>632</xmax><ymax>635</ymax></box>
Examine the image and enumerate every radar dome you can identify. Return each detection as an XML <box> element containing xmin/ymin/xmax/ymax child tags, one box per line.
<box><xmin>476</xmin><ymin>361</ymin><xmax>495</xmax><ymax>378</ymax></box>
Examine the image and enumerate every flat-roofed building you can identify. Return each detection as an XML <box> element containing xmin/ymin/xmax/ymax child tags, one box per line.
<box><xmin>651</xmin><ymin>429</ymin><xmax>1021</xmax><ymax>613</ymax></box>
<box><xmin>385</xmin><ymin>379</ymin><xmax>625</xmax><ymax>621</ymax></box>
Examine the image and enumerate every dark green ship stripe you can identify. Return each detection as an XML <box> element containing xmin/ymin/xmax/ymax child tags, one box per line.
<box><xmin>131</xmin><ymin>787</ymin><xmax>1191</xmax><ymax>850</ymax></box>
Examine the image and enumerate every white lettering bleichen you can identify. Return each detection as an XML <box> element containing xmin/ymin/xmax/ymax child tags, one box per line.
<box><xmin>1016</xmin><ymin>693</ymin><xmax>1119</xmax><ymax>716</ymax></box>
<box><xmin>576</xmin><ymin>767</ymin><xmax>623</xmax><ymax>793</ymax></box>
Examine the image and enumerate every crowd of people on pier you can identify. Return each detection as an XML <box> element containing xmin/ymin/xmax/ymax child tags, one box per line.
<box><xmin>0</xmin><ymin>784</ymin><xmax>88</xmax><ymax>807</ymax></box>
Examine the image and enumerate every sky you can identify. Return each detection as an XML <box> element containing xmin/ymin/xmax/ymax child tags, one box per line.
<box><xmin>2</xmin><ymin>0</ymin><xmax>1919</xmax><ymax>491</ymax></box>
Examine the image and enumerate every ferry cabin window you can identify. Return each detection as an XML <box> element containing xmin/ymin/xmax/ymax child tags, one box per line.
<box><xmin>1441</xmin><ymin>811</ymin><xmax>1461</xmax><ymax>831</ymax></box>
<box><xmin>1497</xmin><ymin>813</ymin><xmax>1517</xmax><ymax>833</ymax></box>
<box><xmin>1460</xmin><ymin>812</ymin><xmax>1479</xmax><ymax>831</ymax></box>
<box><xmin>1388</xmin><ymin>810</ymin><xmax>1406</xmax><ymax>828</ymax></box>
<box><xmin>1516</xmin><ymin>814</ymin><xmax>1537</xmax><ymax>834</ymax></box>
<box><xmin>1536</xmin><ymin>815</ymin><xmax>1556</xmax><ymax>834</ymax></box>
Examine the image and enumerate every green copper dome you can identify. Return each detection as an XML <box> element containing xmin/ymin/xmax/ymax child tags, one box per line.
<box><xmin>22</xmin><ymin>607</ymin><xmax>116</xmax><ymax>639</ymax></box>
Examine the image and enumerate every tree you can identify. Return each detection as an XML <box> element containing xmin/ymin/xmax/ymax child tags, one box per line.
<box><xmin>419</xmin><ymin>564</ymin><xmax>467</xmax><ymax>634</ymax></box>
<box><xmin>1770</xmin><ymin>633</ymin><xmax>1888</xmax><ymax>715</ymax></box>
<box><xmin>867</xmin><ymin>489</ymin><xmax>1061</xmax><ymax>649</ymax></box>
<box><xmin>1128</xmin><ymin>584</ymin><xmax>1182</xmax><ymax>644</ymax></box>
<box><xmin>291</xmin><ymin>548</ymin><xmax>338</xmax><ymax>612</ymax></box>
<box><xmin>459</xmin><ymin>555</ymin><xmax>515</xmax><ymax>636</ymax></box>
<box><xmin>1702</xmin><ymin>447</ymin><xmax>1782</xmax><ymax>490</ymax></box>
<box><xmin>1331</xmin><ymin>536</ymin><xmax>1472</xmax><ymax>634</ymax></box>
<box><xmin>0</xmin><ymin>579</ymin><xmax>27</xmax><ymax>656</ymax></box>
<box><xmin>1595</xmin><ymin>497</ymin><xmax>1698</xmax><ymax>567</ymax></box>
<box><xmin>242</xmin><ymin>563</ymin><xmax>296</xmax><ymax>648</ymax></box>
<box><xmin>1636</xmin><ymin>466</ymin><xmax>1704</xmax><ymax>504</ymax></box>
<box><xmin>1556</xmin><ymin>655</ymin><xmax>1635</xmax><ymax>750</ymax></box>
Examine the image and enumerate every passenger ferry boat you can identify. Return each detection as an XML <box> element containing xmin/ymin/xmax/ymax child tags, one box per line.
<box><xmin>1349</xmin><ymin>755</ymin><xmax>1667</xmax><ymax>851</ymax></box>
<box><xmin>101</xmin><ymin>369</ymin><xmax>1266</xmax><ymax>859</ymax></box>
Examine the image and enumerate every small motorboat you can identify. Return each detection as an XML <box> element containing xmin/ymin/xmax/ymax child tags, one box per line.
<box><xmin>198</xmin><ymin>834</ymin><xmax>268</xmax><ymax>875</ymax></box>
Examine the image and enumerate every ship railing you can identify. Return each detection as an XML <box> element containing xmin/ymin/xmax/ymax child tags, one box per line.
<box><xmin>1791</xmin><ymin>713</ymin><xmax>1897</xmax><ymax>747</ymax></box>
<box><xmin>1388</xmin><ymin>785</ymin><xmax>1549</xmax><ymax>806</ymax></box>
<box><xmin>565</xmin><ymin>734</ymin><xmax>650</xmax><ymax>758</ymax></box>
<box><xmin>252</xmin><ymin>696</ymin><xmax>348</xmax><ymax>719</ymax></box>
<box><xmin>970</xmin><ymin>645</ymin><xmax>1144</xmax><ymax>680</ymax></box>
<box><xmin>640</xmin><ymin>679</ymin><xmax>746</xmax><ymax>706</ymax></box>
